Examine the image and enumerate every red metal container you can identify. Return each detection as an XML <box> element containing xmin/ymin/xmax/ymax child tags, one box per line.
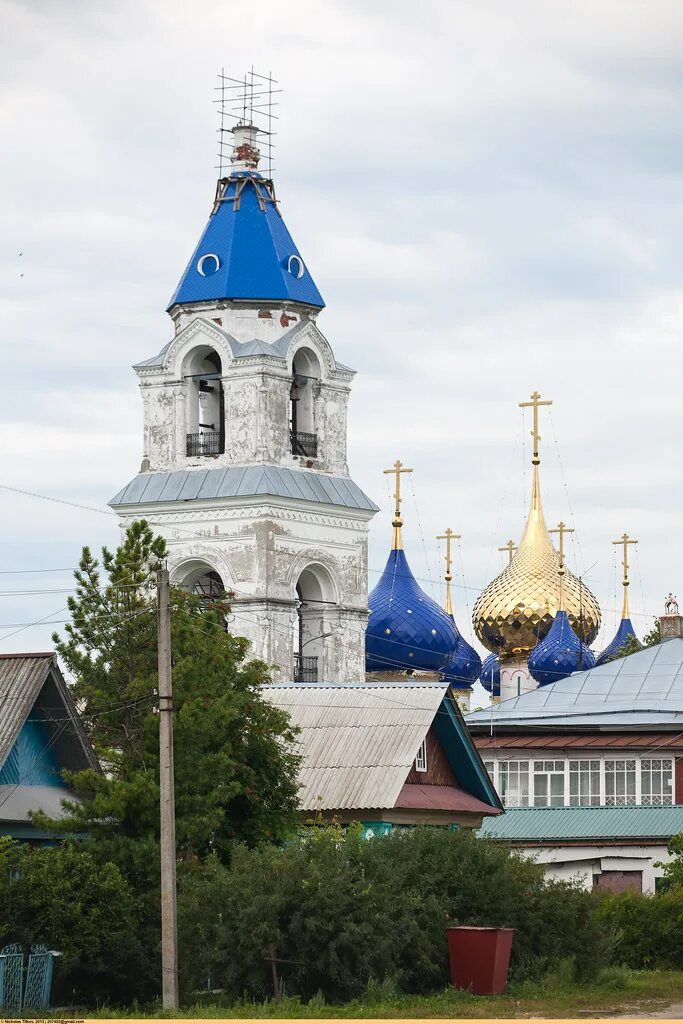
<box><xmin>446</xmin><ymin>925</ymin><xmax>514</xmax><ymax>995</ymax></box>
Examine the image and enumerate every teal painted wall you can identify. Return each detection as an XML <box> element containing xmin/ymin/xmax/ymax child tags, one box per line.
<box><xmin>0</xmin><ymin>705</ymin><xmax>64</xmax><ymax>787</ymax></box>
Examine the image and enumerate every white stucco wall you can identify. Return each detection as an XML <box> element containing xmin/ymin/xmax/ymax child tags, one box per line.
<box><xmin>117</xmin><ymin>303</ymin><xmax>375</xmax><ymax>683</ymax></box>
<box><xmin>516</xmin><ymin>843</ymin><xmax>672</xmax><ymax>894</ymax></box>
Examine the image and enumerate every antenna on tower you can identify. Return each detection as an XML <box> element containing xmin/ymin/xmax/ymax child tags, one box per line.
<box><xmin>214</xmin><ymin>67</ymin><xmax>281</xmax><ymax>180</ymax></box>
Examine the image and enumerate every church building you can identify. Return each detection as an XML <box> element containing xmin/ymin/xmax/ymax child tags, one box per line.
<box><xmin>106</xmin><ymin>108</ymin><xmax>500</xmax><ymax>830</ymax></box>
<box><xmin>110</xmin><ymin>123</ymin><xmax>378</xmax><ymax>684</ymax></box>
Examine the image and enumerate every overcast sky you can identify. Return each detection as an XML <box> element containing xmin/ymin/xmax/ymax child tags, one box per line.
<box><xmin>1</xmin><ymin>0</ymin><xmax>681</xmax><ymax>703</ymax></box>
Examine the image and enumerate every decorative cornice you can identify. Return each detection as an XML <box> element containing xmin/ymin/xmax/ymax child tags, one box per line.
<box><xmin>116</xmin><ymin>503</ymin><xmax>373</xmax><ymax>529</ymax></box>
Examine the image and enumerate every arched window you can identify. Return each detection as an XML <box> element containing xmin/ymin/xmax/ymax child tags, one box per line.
<box><xmin>293</xmin><ymin>564</ymin><xmax>336</xmax><ymax>682</ymax></box>
<box><xmin>290</xmin><ymin>348</ymin><xmax>321</xmax><ymax>458</ymax></box>
<box><xmin>183</xmin><ymin>347</ymin><xmax>224</xmax><ymax>457</ymax></box>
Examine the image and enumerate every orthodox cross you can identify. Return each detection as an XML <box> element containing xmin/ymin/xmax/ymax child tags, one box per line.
<box><xmin>383</xmin><ymin>459</ymin><xmax>413</xmax><ymax>549</ymax></box>
<box><xmin>613</xmin><ymin>532</ymin><xmax>638</xmax><ymax>617</ymax></box>
<box><xmin>549</xmin><ymin>520</ymin><xmax>574</xmax><ymax>570</ymax></box>
<box><xmin>498</xmin><ymin>539</ymin><xmax>517</xmax><ymax>565</ymax></box>
<box><xmin>519</xmin><ymin>390</ymin><xmax>553</xmax><ymax>465</ymax></box>
<box><xmin>437</xmin><ymin>528</ymin><xmax>462</xmax><ymax>615</ymax></box>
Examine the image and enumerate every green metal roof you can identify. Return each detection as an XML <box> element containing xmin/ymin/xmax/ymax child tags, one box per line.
<box><xmin>479</xmin><ymin>804</ymin><xmax>683</xmax><ymax>842</ymax></box>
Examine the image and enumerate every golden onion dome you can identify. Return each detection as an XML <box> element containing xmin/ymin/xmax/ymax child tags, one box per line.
<box><xmin>473</xmin><ymin>464</ymin><xmax>601</xmax><ymax>657</ymax></box>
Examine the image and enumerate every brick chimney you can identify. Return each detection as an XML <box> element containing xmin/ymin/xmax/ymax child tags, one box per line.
<box><xmin>660</xmin><ymin>593</ymin><xmax>683</xmax><ymax>641</ymax></box>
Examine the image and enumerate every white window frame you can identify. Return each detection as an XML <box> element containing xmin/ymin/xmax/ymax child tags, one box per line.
<box><xmin>483</xmin><ymin>754</ymin><xmax>675</xmax><ymax>808</ymax></box>
<box><xmin>532</xmin><ymin>759</ymin><xmax>566</xmax><ymax>807</ymax></box>
<box><xmin>497</xmin><ymin>760</ymin><xmax>530</xmax><ymax>807</ymax></box>
<box><xmin>640</xmin><ymin>758</ymin><xmax>673</xmax><ymax>805</ymax></box>
<box><xmin>415</xmin><ymin>739</ymin><xmax>427</xmax><ymax>773</ymax></box>
<box><xmin>604</xmin><ymin>758</ymin><xmax>638</xmax><ymax>806</ymax></box>
<box><xmin>568</xmin><ymin>758</ymin><xmax>601</xmax><ymax>806</ymax></box>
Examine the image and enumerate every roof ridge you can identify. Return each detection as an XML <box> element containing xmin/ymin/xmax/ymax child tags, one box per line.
<box><xmin>0</xmin><ymin>652</ymin><xmax>54</xmax><ymax>660</ymax></box>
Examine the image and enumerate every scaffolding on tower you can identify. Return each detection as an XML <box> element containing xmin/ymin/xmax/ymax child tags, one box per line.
<box><xmin>214</xmin><ymin>67</ymin><xmax>281</xmax><ymax>181</ymax></box>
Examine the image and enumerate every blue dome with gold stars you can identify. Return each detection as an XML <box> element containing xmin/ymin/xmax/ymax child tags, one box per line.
<box><xmin>480</xmin><ymin>653</ymin><xmax>500</xmax><ymax>697</ymax></box>
<box><xmin>596</xmin><ymin>617</ymin><xmax>641</xmax><ymax>665</ymax></box>
<box><xmin>441</xmin><ymin>623</ymin><xmax>482</xmax><ymax>690</ymax></box>
<box><xmin>366</xmin><ymin>549</ymin><xmax>459</xmax><ymax>673</ymax></box>
<box><xmin>528</xmin><ymin>609</ymin><xmax>596</xmax><ymax>686</ymax></box>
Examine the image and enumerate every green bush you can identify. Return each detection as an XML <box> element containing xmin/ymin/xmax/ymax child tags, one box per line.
<box><xmin>596</xmin><ymin>887</ymin><xmax>683</xmax><ymax>969</ymax></box>
<box><xmin>0</xmin><ymin>838</ymin><xmax>151</xmax><ymax>1006</ymax></box>
<box><xmin>178</xmin><ymin>824</ymin><xmax>614</xmax><ymax>1003</ymax></box>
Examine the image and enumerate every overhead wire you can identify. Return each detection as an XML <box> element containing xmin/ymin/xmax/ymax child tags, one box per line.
<box><xmin>0</xmin><ymin>478</ymin><xmax>660</xmax><ymax>638</ymax></box>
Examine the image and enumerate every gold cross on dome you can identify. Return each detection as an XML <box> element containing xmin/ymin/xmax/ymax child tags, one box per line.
<box><xmin>549</xmin><ymin>520</ymin><xmax>575</xmax><ymax>569</ymax></box>
<box><xmin>519</xmin><ymin>390</ymin><xmax>553</xmax><ymax>465</ymax></box>
<box><xmin>437</xmin><ymin>528</ymin><xmax>462</xmax><ymax>616</ymax></box>
<box><xmin>383</xmin><ymin>459</ymin><xmax>413</xmax><ymax>550</ymax></box>
<box><xmin>613</xmin><ymin>532</ymin><xmax>638</xmax><ymax>619</ymax></box>
<box><xmin>613</xmin><ymin>532</ymin><xmax>638</xmax><ymax>582</ymax></box>
<box><xmin>383</xmin><ymin>459</ymin><xmax>413</xmax><ymax>523</ymax></box>
<box><xmin>436</xmin><ymin>528</ymin><xmax>461</xmax><ymax>581</ymax></box>
<box><xmin>498</xmin><ymin>539</ymin><xmax>517</xmax><ymax>565</ymax></box>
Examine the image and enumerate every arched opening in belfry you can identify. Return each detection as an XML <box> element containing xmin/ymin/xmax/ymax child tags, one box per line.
<box><xmin>174</xmin><ymin>561</ymin><xmax>228</xmax><ymax>615</ymax></box>
<box><xmin>290</xmin><ymin>348</ymin><xmax>321</xmax><ymax>458</ymax></box>
<box><xmin>294</xmin><ymin>564</ymin><xmax>336</xmax><ymax>682</ymax></box>
<box><xmin>183</xmin><ymin>347</ymin><xmax>225</xmax><ymax>457</ymax></box>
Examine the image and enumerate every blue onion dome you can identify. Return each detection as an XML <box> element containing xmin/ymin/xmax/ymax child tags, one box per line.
<box><xmin>528</xmin><ymin>609</ymin><xmax>596</xmax><ymax>686</ymax></box>
<box><xmin>480</xmin><ymin>653</ymin><xmax>500</xmax><ymax>697</ymax></box>
<box><xmin>596</xmin><ymin>617</ymin><xmax>642</xmax><ymax>666</ymax></box>
<box><xmin>441</xmin><ymin>623</ymin><xmax>482</xmax><ymax>690</ymax></box>
<box><xmin>366</xmin><ymin>548</ymin><xmax>459</xmax><ymax>673</ymax></box>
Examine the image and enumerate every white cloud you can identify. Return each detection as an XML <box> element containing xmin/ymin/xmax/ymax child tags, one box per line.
<box><xmin>0</xmin><ymin>0</ymin><xmax>680</xmax><ymax>662</ymax></box>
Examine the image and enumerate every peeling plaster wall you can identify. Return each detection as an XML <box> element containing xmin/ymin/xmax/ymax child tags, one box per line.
<box><xmin>116</xmin><ymin>498</ymin><xmax>372</xmax><ymax>682</ymax></box>
<box><xmin>123</xmin><ymin>301</ymin><xmax>374</xmax><ymax>683</ymax></box>
<box><xmin>170</xmin><ymin>302</ymin><xmax>318</xmax><ymax>344</ymax></box>
<box><xmin>137</xmin><ymin>314</ymin><xmax>353</xmax><ymax>475</ymax></box>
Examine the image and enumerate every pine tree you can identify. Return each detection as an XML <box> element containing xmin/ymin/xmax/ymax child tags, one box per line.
<box><xmin>44</xmin><ymin>520</ymin><xmax>301</xmax><ymax>884</ymax></box>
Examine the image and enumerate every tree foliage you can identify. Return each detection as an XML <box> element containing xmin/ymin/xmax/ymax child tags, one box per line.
<box><xmin>0</xmin><ymin>838</ymin><xmax>147</xmax><ymax>1005</ymax></box>
<box><xmin>37</xmin><ymin>520</ymin><xmax>302</xmax><ymax>993</ymax></box>
<box><xmin>177</xmin><ymin>825</ymin><xmax>613</xmax><ymax>1003</ymax></box>
<box><xmin>608</xmin><ymin>619</ymin><xmax>661</xmax><ymax>662</ymax></box>
<box><xmin>47</xmin><ymin>520</ymin><xmax>301</xmax><ymax>869</ymax></box>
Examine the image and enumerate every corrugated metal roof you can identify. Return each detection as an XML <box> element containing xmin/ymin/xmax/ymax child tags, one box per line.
<box><xmin>263</xmin><ymin>683</ymin><xmax>446</xmax><ymax>811</ymax></box>
<box><xmin>479</xmin><ymin>804</ymin><xmax>683</xmax><ymax>842</ymax></box>
<box><xmin>467</xmin><ymin>640</ymin><xmax>683</xmax><ymax>730</ymax></box>
<box><xmin>110</xmin><ymin>465</ymin><xmax>379</xmax><ymax>512</ymax></box>
<box><xmin>0</xmin><ymin>654</ymin><xmax>98</xmax><ymax>777</ymax></box>
<box><xmin>0</xmin><ymin>654</ymin><xmax>54</xmax><ymax>766</ymax></box>
<box><xmin>475</xmin><ymin>732</ymin><xmax>683</xmax><ymax>749</ymax></box>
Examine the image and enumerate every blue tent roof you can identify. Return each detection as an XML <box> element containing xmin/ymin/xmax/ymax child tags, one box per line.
<box><xmin>366</xmin><ymin>549</ymin><xmax>459</xmax><ymax>673</ymax></box>
<box><xmin>167</xmin><ymin>173</ymin><xmax>324</xmax><ymax>310</ymax></box>
<box><xmin>596</xmin><ymin>617</ymin><xmax>642</xmax><ymax>666</ymax></box>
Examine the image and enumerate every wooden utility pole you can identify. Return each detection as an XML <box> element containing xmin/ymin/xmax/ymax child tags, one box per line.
<box><xmin>157</xmin><ymin>567</ymin><xmax>179</xmax><ymax>1009</ymax></box>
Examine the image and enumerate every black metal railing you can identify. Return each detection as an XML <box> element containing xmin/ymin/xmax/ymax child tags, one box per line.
<box><xmin>186</xmin><ymin>431</ymin><xmax>222</xmax><ymax>456</ymax></box>
<box><xmin>291</xmin><ymin>431</ymin><xmax>318</xmax><ymax>458</ymax></box>
<box><xmin>293</xmin><ymin>654</ymin><xmax>318</xmax><ymax>682</ymax></box>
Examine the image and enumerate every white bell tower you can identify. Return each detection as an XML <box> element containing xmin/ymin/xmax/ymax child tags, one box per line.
<box><xmin>111</xmin><ymin>112</ymin><xmax>377</xmax><ymax>683</ymax></box>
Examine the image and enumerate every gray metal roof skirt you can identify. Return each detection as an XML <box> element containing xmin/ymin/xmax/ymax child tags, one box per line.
<box><xmin>110</xmin><ymin>465</ymin><xmax>379</xmax><ymax>513</ymax></box>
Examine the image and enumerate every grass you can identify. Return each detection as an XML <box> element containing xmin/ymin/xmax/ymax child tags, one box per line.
<box><xmin>80</xmin><ymin>968</ymin><xmax>683</xmax><ymax>1018</ymax></box>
